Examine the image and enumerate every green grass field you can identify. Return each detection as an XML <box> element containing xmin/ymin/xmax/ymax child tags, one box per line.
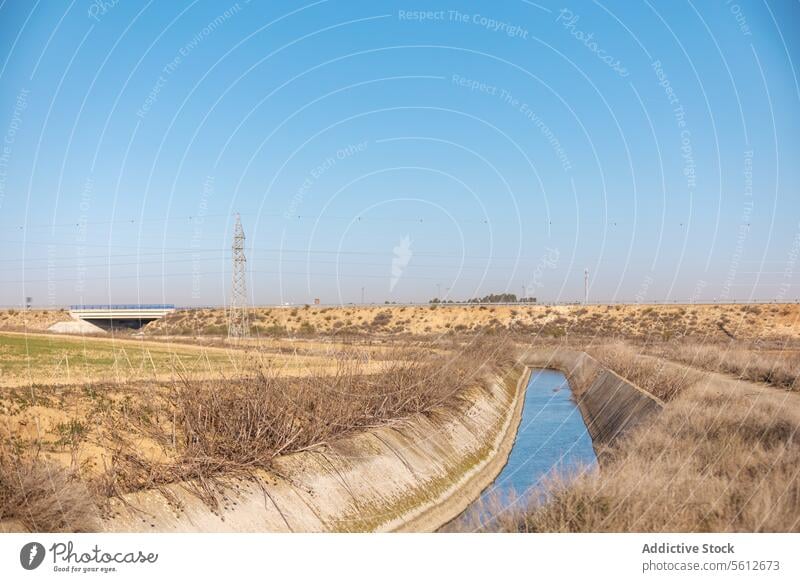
<box><xmin>0</xmin><ymin>332</ymin><xmax>249</xmax><ymax>386</ymax></box>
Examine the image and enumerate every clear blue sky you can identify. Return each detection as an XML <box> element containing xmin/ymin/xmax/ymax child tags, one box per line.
<box><xmin>0</xmin><ymin>0</ymin><xmax>798</xmax><ymax>307</ymax></box>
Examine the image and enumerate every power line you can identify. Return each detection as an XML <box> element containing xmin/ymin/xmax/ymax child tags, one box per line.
<box><xmin>0</xmin><ymin>256</ymin><xmax>547</xmax><ymax>272</ymax></box>
<box><xmin>0</xmin><ymin>248</ymin><xmax>230</xmax><ymax>264</ymax></box>
<box><xmin>1</xmin><ymin>210</ymin><xmax>528</xmax><ymax>230</ymax></box>
<box><xmin>0</xmin><ymin>268</ymin><xmax>456</xmax><ymax>285</ymax></box>
<box><xmin>3</xmin><ymin>212</ymin><xmax>239</xmax><ymax>230</ymax></box>
<box><xmin>0</xmin><ymin>239</ymin><xmax>571</xmax><ymax>262</ymax></box>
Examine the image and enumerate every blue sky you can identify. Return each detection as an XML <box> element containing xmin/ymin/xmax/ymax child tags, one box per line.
<box><xmin>0</xmin><ymin>0</ymin><xmax>798</xmax><ymax>307</ymax></box>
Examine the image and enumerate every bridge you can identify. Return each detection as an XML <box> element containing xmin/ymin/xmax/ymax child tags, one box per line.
<box><xmin>69</xmin><ymin>304</ymin><xmax>175</xmax><ymax>330</ymax></box>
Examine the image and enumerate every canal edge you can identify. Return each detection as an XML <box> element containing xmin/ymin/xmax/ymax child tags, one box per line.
<box><xmin>393</xmin><ymin>366</ymin><xmax>533</xmax><ymax>532</ymax></box>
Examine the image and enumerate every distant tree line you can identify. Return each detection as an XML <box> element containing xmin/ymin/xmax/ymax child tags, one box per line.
<box><xmin>429</xmin><ymin>293</ymin><xmax>537</xmax><ymax>304</ymax></box>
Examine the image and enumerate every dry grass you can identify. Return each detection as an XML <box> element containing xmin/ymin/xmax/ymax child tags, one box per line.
<box><xmin>646</xmin><ymin>341</ymin><xmax>800</xmax><ymax>392</ymax></box>
<box><xmin>585</xmin><ymin>342</ymin><xmax>699</xmax><ymax>401</ymax></box>
<box><xmin>460</xmin><ymin>362</ymin><xmax>800</xmax><ymax>532</ymax></box>
<box><xmin>0</xmin><ymin>444</ymin><xmax>98</xmax><ymax>532</ymax></box>
<box><xmin>0</xmin><ymin>309</ymin><xmax>71</xmax><ymax>331</ymax></box>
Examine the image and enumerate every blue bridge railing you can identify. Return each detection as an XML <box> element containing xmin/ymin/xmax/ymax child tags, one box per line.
<box><xmin>69</xmin><ymin>304</ymin><xmax>175</xmax><ymax>310</ymax></box>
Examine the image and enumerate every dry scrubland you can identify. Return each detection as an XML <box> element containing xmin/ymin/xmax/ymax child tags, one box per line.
<box><xmin>2</xmin><ymin>303</ymin><xmax>798</xmax><ymax>341</ymax></box>
<box><xmin>1</xmin><ymin>303</ymin><xmax>799</xmax><ymax>532</ymax></box>
<box><xmin>140</xmin><ymin>302</ymin><xmax>800</xmax><ymax>341</ymax></box>
<box><xmin>0</xmin><ymin>336</ymin><xmax>513</xmax><ymax>531</ymax></box>
<box><xmin>0</xmin><ymin>308</ymin><xmax>72</xmax><ymax>331</ymax></box>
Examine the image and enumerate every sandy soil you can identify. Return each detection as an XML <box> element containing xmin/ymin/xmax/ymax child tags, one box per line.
<box><xmin>0</xmin><ymin>308</ymin><xmax>72</xmax><ymax>330</ymax></box>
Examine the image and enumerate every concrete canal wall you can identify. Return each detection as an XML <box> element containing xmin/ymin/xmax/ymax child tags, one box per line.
<box><xmin>100</xmin><ymin>366</ymin><xmax>530</xmax><ymax>533</ymax></box>
<box><xmin>521</xmin><ymin>347</ymin><xmax>664</xmax><ymax>456</ymax></box>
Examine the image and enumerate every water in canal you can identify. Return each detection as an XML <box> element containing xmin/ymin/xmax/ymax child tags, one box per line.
<box><xmin>449</xmin><ymin>368</ymin><xmax>597</xmax><ymax>530</ymax></box>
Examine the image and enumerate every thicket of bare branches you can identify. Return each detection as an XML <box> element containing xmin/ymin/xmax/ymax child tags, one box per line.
<box><xmin>97</xmin><ymin>339</ymin><xmax>517</xmax><ymax>505</ymax></box>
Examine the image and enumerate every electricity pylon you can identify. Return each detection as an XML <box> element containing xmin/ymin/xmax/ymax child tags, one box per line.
<box><xmin>228</xmin><ymin>213</ymin><xmax>249</xmax><ymax>340</ymax></box>
<box><xmin>584</xmin><ymin>268</ymin><xmax>589</xmax><ymax>305</ymax></box>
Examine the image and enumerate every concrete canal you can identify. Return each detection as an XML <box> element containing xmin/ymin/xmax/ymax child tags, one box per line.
<box><xmin>447</xmin><ymin>368</ymin><xmax>597</xmax><ymax>530</ymax></box>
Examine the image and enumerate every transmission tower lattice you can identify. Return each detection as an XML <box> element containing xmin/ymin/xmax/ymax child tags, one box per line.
<box><xmin>228</xmin><ymin>213</ymin><xmax>249</xmax><ymax>339</ymax></box>
<box><xmin>584</xmin><ymin>268</ymin><xmax>589</xmax><ymax>305</ymax></box>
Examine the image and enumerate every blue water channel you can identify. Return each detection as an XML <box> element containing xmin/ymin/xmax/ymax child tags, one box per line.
<box><xmin>451</xmin><ymin>368</ymin><xmax>597</xmax><ymax>530</ymax></box>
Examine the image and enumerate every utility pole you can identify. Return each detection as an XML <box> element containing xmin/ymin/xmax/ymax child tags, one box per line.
<box><xmin>228</xmin><ymin>213</ymin><xmax>249</xmax><ymax>340</ymax></box>
<box><xmin>361</xmin><ymin>286</ymin><xmax>365</xmax><ymax>305</ymax></box>
<box><xmin>584</xmin><ymin>268</ymin><xmax>589</xmax><ymax>305</ymax></box>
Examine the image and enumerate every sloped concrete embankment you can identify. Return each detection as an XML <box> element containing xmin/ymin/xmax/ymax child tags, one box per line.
<box><xmin>522</xmin><ymin>347</ymin><xmax>664</xmax><ymax>456</ymax></box>
<box><xmin>100</xmin><ymin>367</ymin><xmax>529</xmax><ymax>533</ymax></box>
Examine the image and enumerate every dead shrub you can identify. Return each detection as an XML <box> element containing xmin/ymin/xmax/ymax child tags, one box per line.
<box><xmin>371</xmin><ymin>310</ymin><xmax>393</xmax><ymax>327</ymax></box>
<box><xmin>0</xmin><ymin>445</ymin><xmax>98</xmax><ymax>532</ymax></box>
<box><xmin>100</xmin><ymin>339</ymin><xmax>518</xmax><ymax>504</ymax></box>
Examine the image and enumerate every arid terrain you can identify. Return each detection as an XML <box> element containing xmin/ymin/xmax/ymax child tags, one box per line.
<box><xmin>148</xmin><ymin>302</ymin><xmax>800</xmax><ymax>341</ymax></box>
<box><xmin>4</xmin><ymin>303</ymin><xmax>799</xmax><ymax>341</ymax></box>
<box><xmin>1</xmin><ymin>303</ymin><xmax>799</xmax><ymax>532</ymax></box>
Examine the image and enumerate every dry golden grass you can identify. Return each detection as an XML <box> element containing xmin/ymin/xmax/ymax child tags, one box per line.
<box><xmin>0</xmin><ymin>444</ymin><xmax>98</xmax><ymax>532</ymax></box>
<box><xmin>646</xmin><ymin>341</ymin><xmax>800</xmax><ymax>391</ymax></box>
<box><xmin>585</xmin><ymin>342</ymin><xmax>700</xmax><ymax>401</ymax></box>
<box><xmin>0</xmin><ymin>309</ymin><xmax>71</xmax><ymax>331</ymax></box>
<box><xmin>457</xmin><ymin>350</ymin><xmax>800</xmax><ymax>533</ymax></box>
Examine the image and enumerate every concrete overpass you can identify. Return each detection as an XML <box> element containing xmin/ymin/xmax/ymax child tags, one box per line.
<box><xmin>69</xmin><ymin>304</ymin><xmax>175</xmax><ymax>330</ymax></box>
